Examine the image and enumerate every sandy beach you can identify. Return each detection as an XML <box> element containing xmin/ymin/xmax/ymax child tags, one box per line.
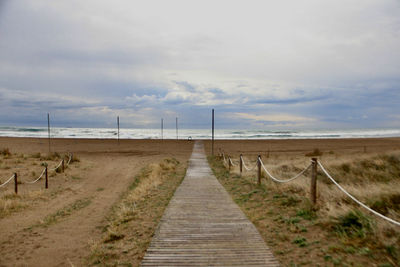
<box><xmin>1</xmin><ymin>137</ymin><xmax>400</xmax><ymax>266</ymax></box>
<box><xmin>204</xmin><ymin>137</ymin><xmax>400</xmax><ymax>157</ymax></box>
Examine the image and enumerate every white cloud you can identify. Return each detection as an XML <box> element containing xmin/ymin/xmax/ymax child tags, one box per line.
<box><xmin>233</xmin><ymin>113</ymin><xmax>315</xmax><ymax>123</ymax></box>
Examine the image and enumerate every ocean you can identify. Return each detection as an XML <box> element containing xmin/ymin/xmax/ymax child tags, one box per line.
<box><xmin>1</xmin><ymin>126</ymin><xmax>400</xmax><ymax>140</ymax></box>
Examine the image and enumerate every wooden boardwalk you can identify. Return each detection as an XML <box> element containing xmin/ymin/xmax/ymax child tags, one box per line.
<box><xmin>141</xmin><ymin>141</ymin><xmax>279</xmax><ymax>266</ymax></box>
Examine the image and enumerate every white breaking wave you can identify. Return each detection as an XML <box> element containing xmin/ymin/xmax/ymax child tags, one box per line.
<box><xmin>0</xmin><ymin>126</ymin><xmax>400</xmax><ymax>140</ymax></box>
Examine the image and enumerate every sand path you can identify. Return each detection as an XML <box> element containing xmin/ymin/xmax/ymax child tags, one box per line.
<box><xmin>0</xmin><ymin>153</ymin><xmax>163</xmax><ymax>266</ymax></box>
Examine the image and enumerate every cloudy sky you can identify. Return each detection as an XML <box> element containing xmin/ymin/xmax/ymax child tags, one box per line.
<box><xmin>0</xmin><ymin>0</ymin><xmax>399</xmax><ymax>129</ymax></box>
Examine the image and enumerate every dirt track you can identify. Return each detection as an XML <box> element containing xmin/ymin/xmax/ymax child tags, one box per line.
<box><xmin>0</xmin><ymin>138</ymin><xmax>193</xmax><ymax>266</ymax></box>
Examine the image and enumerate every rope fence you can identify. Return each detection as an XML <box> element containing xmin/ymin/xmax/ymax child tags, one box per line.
<box><xmin>317</xmin><ymin>161</ymin><xmax>400</xmax><ymax>227</ymax></box>
<box><xmin>0</xmin><ymin>153</ymin><xmax>74</xmax><ymax>194</ymax></box>
<box><xmin>241</xmin><ymin>155</ymin><xmax>257</xmax><ymax>171</ymax></box>
<box><xmin>217</xmin><ymin>150</ymin><xmax>400</xmax><ymax>227</ymax></box>
<box><xmin>260</xmin><ymin>159</ymin><xmax>312</xmax><ymax>183</ymax></box>
<box><xmin>0</xmin><ymin>174</ymin><xmax>15</xmax><ymax>188</ymax></box>
<box><xmin>25</xmin><ymin>168</ymin><xmax>46</xmax><ymax>184</ymax></box>
<box><xmin>49</xmin><ymin>159</ymin><xmax>63</xmax><ymax>171</ymax></box>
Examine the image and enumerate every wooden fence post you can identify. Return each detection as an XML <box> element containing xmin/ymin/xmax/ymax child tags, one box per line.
<box><xmin>45</xmin><ymin>167</ymin><xmax>48</xmax><ymax>189</ymax></box>
<box><xmin>311</xmin><ymin>158</ymin><xmax>318</xmax><ymax>204</ymax></box>
<box><xmin>257</xmin><ymin>155</ymin><xmax>261</xmax><ymax>185</ymax></box>
<box><xmin>62</xmin><ymin>159</ymin><xmax>65</xmax><ymax>172</ymax></box>
<box><xmin>240</xmin><ymin>154</ymin><xmax>243</xmax><ymax>176</ymax></box>
<box><xmin>228</xmin><ymin>157</ymin><xmax>231</xmax><ymax>172</ymax></box>
<box><xmin>14</xmin><ymin>173</ymin><xmax>18</xmax><ymax>194</ymax></box>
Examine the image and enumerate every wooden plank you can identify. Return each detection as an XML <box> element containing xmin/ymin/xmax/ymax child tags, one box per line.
<box><xmin>141</xmin><ymin>141</ymin><xmax>280</xmax><ymax>266</ymax></box>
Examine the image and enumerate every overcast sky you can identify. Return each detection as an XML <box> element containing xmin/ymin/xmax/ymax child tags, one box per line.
<box><xmin>0</xmin><ymin>0</ymin><xmax>399</xmax><ymax>129</ymax></box>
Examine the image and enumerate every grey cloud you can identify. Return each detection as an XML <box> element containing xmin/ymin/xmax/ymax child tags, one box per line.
<box><xmin>0</xmin><ymin>0</ymin><xmax>399</xmax><ymax>130</ymax></box>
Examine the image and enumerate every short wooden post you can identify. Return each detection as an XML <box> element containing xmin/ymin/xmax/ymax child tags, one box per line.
<box><xmin>257</xmin><ymin>155</ymin><xmax>261</xmax><ymax>185</ymax></box>
<box><xmin>45</xmin><ymin>167</ymin><xmax>48</xmax><ymax>189</ymax></box>
<box><xmin>239</xmin><ymin>154</ymin><xmax>243</xmax><ymax>176</ymax></box>
<box><xmin>311</xmin><ymin>158</ymin><xmax>318</xmax><ymax>204</ymax></box>
<box><xmin>228</xmin><ymin>157</ymin><xmax>232</xmax><ymax>172</ymax></box>
<box><xmin>62</xmin><ymin>159</ymin><xmax>65</xmax><ymax>172</ymax></box>
<box><xmin>14</xmin><ymin>173</ymin><xmax>18</xmax><ymax>194</ymax></box>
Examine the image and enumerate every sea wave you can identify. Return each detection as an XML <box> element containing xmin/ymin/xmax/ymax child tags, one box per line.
<box><xmin>0</xmin><ymin>127</ymin><xmax>399</xmax><ymax>140</ymax></box>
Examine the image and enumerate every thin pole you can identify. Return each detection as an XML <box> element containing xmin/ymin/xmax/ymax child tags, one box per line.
<box><xmin>176</xmin><ymin>117</ymin><xmax>178</xmax><ymax>140</ymax></box>
<box><xmin>161</xmin><ymin>118</ymin><xmax>163</xmax><ymax>140</ymax></box>
<box><xmin>117</xmin><ymin>116</ymin><xmax>120</xmax><ymax>145</ymax></box>
<box><xmin>47</xmin><ymin>113</ymin><xmax>51</xmax><ymax>153</ymax></box>
<box><xmin>212</xmin><ymin>109</ymin><xmax>214</xmax><ymax>156</ymax></box>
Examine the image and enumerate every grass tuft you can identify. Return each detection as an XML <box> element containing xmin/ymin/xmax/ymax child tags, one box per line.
<box><xmin>1</xmin><ymin>148</ymin><xmax>11</xmax><ymax>156</ymax></box>
<box><xmin>333</xmin><ymin>210</ymin><xmax>374</xmax><ymax>239</ymax></box>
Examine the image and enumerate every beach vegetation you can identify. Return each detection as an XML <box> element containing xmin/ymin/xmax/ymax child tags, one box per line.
<box><xmin>208</xmin><ymin>150</ymin><xmax>400</xmax><ymax>266</ymax></box>
<box><xmin>1</xmin><ymin>148</ymin><xmax>11</xmax><ymax>156</ymax></box>
<box><xmin>0</xmin><ymin>189</ymin><xmax>55</xmax><ymax>218</ymax></box>
<box><xmin>41</xmin><ymin>152</ymin><xmax>61</xmax><ymax>161</ymax></box>
<box><xmin>87</xmin><ymin>158</ymin><xmax>186</xmax><ymax>266</ymax></box>
<box><xmin>31</xmin><ymin>197</ymin><xmax>92</xmax><ymax>228</ymax></box>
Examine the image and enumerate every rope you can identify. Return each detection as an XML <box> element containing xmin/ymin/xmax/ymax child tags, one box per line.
<box><xmin>318</xmin><ymin>161</ymin><xmax>400</xmax><ymax>227</ymax></box>
<box><xmin>66</xmin><ymin>153</ymin><xmax>72</xmax><ymax>165</ymax></box>
<box><xmin>0</xmin><ymin>174</ymin><xmax>15</xmax><ymax>188</ymax></box>
<box><xmin>25</xmin><ymin>168</ymin><xmax>46</xmax><ymax>184</ymax></box>
<box><xmin>49</xmin><ymin>160</ymin><xmax>63</xmax><ymax>171</ymax></box>
<box><xmin>222</xmin><ymin>153</ymin><xmax>228</xmax><ymax>164</ymax></box>
<box><xmin>259</xmin><ymin>158</ymin><xmax>311</xmax><ymax>183</ymax></box>
<box><xmin>229</xmin><ymin>157</ymin><xmax>237</xmax><ymax>167</ymax></box>
<box><xmin>241</xmin><ymin>156</ymin><xmax>257</xmax><ymax>171</ymax></box>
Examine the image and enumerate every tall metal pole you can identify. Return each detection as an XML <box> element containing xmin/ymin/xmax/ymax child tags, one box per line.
<box><xmin>212</xmin><ymin>109</ymin><xmax>214</xmax><ymax>156</ymax></box>
<box><xmin>161</xmin><ymin>118</ymin><xmax>163</xmax><ymax>140</ymax></box>
<box><xmin>47</xmin><ymin>113</ymin><xmax>51</xmax><ymax>153</ymax></box>
<box><xmin>176</xmin><ymin>117</ymin><xmax>178</xmax><ymax>140</ymax></box>
<box><xmin>117</xmin><ymin>116</ymin><xmax>120</xmax><ymax>145</ymax></box>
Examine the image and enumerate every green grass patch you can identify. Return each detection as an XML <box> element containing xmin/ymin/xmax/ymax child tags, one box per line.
<box><xmin>35</xmin><ymin>197</ymin><xmax>92</xmax><ymax>228</ymax></box>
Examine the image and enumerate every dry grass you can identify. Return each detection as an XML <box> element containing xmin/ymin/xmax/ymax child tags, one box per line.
<box><xmin>0</xmin><ymin>190</ymin><xmax>49</xmax><ymax>218</ymax></box>
<box><xmin>87</xmin><ymin>158</ymin><xmax>186</xmax><ymax>266</ymax></box>
<box><xmin>210</xmin><ymin>151</ymin><xmax>400</xmax><ymax>266</ymax></box>
<box><xmin>0</xmin><ymin>151</ymin><xmax>78</xmax><ymax>217</ymax></box>
<box><xmin>32</xmin><ymin>197</ymin><xmax>92</xmax><ymax>228</ymax></box>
